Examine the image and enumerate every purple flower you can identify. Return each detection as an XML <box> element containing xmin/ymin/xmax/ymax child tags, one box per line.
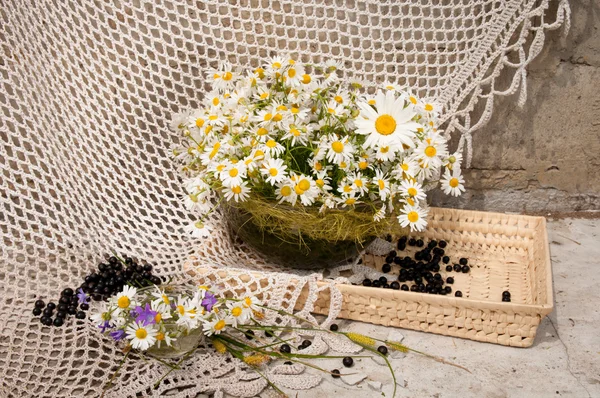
<box><xmin>98</xmin><ymin>320</ymin><xmax>113</xmax><ymax>333</ymax></box>
<box><xmin>202</xmin><ymin>292</ymin><xmax>217</xmax><ymax>312</ymax></box>
<box><xmin>134</xmin><ymin>303</ymin><xmax>158</xmax><ymax>326</ymax></box>
<box><xmin>130</xmin><ymin>309</ymin><xmax>139</xmax><ymax>318</ymax></box>
<box><xmin>76</xmin><ymin>288</ymin><xmax>89</xmax><ymax>305</ymax></box>
<box><xmin>109</xmin><ymin>329</ymin><xmax>126</xmax><ymax>341</ymax></box>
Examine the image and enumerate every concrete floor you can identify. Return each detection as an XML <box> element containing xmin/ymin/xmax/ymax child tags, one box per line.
<box><xmin>293</xmin><ymin>217</ymin><xmax>600</xmax><ymax>398</ymax></box>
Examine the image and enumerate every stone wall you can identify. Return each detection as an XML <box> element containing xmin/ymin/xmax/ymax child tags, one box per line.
<box><xmin>431</xmin><ymin>0</ymin><xmax>600</xmax><ymax>213</ymax></box>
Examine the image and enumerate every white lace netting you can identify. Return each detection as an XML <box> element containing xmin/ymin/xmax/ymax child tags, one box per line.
<box><xmin>0</xmin><ymin>1</ymin><xmax>568</xmax><ymax>396</ymax></box>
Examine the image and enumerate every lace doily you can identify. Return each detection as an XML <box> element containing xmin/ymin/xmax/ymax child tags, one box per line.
<box><xmin>0</xmin><ymin>1</ymin><xmax>568</xmax><ymax>396</ymax></box>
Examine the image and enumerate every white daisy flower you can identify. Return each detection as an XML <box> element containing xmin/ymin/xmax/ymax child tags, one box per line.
<box><xmin>261</xmin><ymin>139</ymin><xmax>286</xmax><ymax>157</ymax></box>
<box><xmin>373</xmin><ymin>204</ymin><xmax>387</xmax><ymax>222</ymax></box>
<box><xmin>261</xmin><ymin>158</ymin><xmax>288</xmax><ymax>185</ymax></box>
<box><xmin>441</xmin><ymin>168</ymin><xmax>466</xmax><ymax>197</ymax></box>
<box><xmin>397</xmin><ymin>204</ymin><xmax>428</xmax><ymax>232</ymax></box>
<box><xmin>375</xmin><ymin>143</ymin><xmax>401</xmax><ymax>162</ymax></box>
<box><xmin>283</xmin><ymin>62</ymin><xmax>305</xmax><ymax>86</ymax></box>
<box><xmin>400</xmin><ymin>179</ymin><xmax>426</xmax><ymax>202</ymax></box>
<box><xmin>394</xmin><ymin>157</ymin><xmax>418</xmax><ymax>178</ymax></box>
<box><xmin>223</xmin><ymin>182</ymin><xmax>250</xmax><ymax>202</ymax></box>
<box><xmin>205</xmin><ymin>92</ymin><xmax>224</xmax><ymax>108</ymax></box>
<box><xmin>220</xmin><ymin>161</ymin><xmax>247</xmax><ymax>187</ymax></box>
<box><xmin>126</xmin><ymin>321</ymin><xmax>158</xmax><ymax>351</ymax></box>
<box><xmin>319</xmin><ymin>194</ymin><xmax>337</xmax><ymax>213</ymax></box>
<box><xmin>414</xmin><ymin>133</ymin><xmax>448</xmax><ymax>168</ymax></box>
<box><xmin>314</xmin><ymin>171</ymin><xmax>332</xmax><ymax>192</ymax></box>
<box><xmin>207</xmin><ymin>61</ymin><xmax>238</xmax><ymax>91</ymax></box>
<box><xmin>347</xmin><ymin>172</ymin><xmax>369</xmax><ymax>195</ymax></box>
<box><xmin>355</xmin><ymin>90</ymin><xmax>421</xmax><ymax>150</ymax></box>
<box><xmin>254</xmin><ymin>86</ymin><xmax>271</xmax><ymax>101</ymax></box>
<box><xmin>151</xmin><ymin>286</ymin><xmax>172</xmax><ymax>307</ymax></box>
<box><xmin>200</xmin><ymin>141</ymin><xmax>224</xmax><ymax>166</ymax></box>
<box><xmin>226</xmin><ymin>301</ymin><xmax>251</xmax><ymax>328</ymax></box>
<box><xmin>112</xmin><ymin>285</ymin><xmax>137</xmax><ymax>312</ymax></box>
<box><xmin>266</xmin><ymin>55</ymin><xmax>286</xmax><ymax>77</ymax></box>
<box><xmin>175</xmin><ymin>296</ymin><xmax>200</xmax><ymax>329</ymax></box>
<box><xmin>336</xmin><ymin>194</ymin><xmax>360</xmax><ymax>208</ymax></box>
<box><xmin>324</xmin><ymin>59</ymin><xmax>344</xmax><ymax>72</ymax></box>
<box><xmin>203</xmin><ymin>316</ymin><xmax>230</xmax><ymax>336</ymax></box>
<box><xmin>325</xmin><ymin>100</ymin><xmax>345</xmax><ymax>117</ymax></box>
<box><xmin>444</xmin><ymin>151</ymin><xmax>463</xmax><ymax>171</ymax></box>
<box><xmin>90</xmin><ymin>302</ymin><xmax>120</xmax><ymax>328</ymax></box>
<box><xmin>150</xmin><ymin>301</ymin><xmax>172</xmax><ymax>325</ymax></box>
<box><xmin>331</xmin><ymin>89</ymin><xmax>351</xmax><ymax>106</ymax></box>
<box><xmin>281</xmin><ymin>124</ymin><xmax>310</xmax><ymax>146</ymax></box>
<box><xmin>184</xmin><ymin>220</ymin><xmax>212</xmax><ymax>238</ymax></box>
<box><xmin>275</xmin><ymin>179</ymin><xmax>296</xmax><ymax>205</ymax></box>
<box><xmin>241</xmin><ymin>296</ymin><xmax>262</xmax><ymax>312</ymax></box>
<box><xmin>155</xmin><ymin>329</ymin><xmax>175</xmax><ymax>348</ymax></box>
<box><xmin>373</xmin><ymin>170</ymin><xmax>392</xmax><ymax>201</ymax></box>
<box><xmin>291</xmin><ymin>174</ymin><xmax>319</xmax><ymax>206</ymax></box>
<box><xmin>324</xmin><ymin>135</ymin><xmax>354</xmax><ymax>165</ymax></box>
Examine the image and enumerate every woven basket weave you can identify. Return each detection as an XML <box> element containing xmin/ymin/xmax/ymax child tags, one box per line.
<box><xmin>187</xmin><ymin>207</ymin><xmax>553</xmax><ymax>347</ymax></box>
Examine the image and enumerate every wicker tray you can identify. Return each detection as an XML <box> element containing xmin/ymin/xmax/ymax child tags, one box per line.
<box><xmin>188</xmin><ymin>207</ymin><xmax>553</xmax><ymax>348</ymax></box>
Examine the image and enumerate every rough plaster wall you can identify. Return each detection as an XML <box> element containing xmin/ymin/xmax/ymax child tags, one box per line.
<box><xmin>431</xmin><ymin>0</ymin><xmax>600</xmax><ymax>213</ymax></box>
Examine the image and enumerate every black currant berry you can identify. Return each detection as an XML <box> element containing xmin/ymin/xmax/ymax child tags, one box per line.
<box><xmin>362</xmin><ymin>279</ymin><xmax>372</xmax><ymax>287</ymax></box>
<box><xmin>461</xmin><ymin>265</ymin><xmax>470</xmax><ymax>273</ymax></box>
<box><xmin>280</xmin><ymin>344</ymin><xmax>291</xmax><ymax>354</ymax></box>
<box><xmin>372</xmin><ymin>280</ymin><xmax>381</xmax><ymax>288</ymax></box>
<box><xmin>76</xmin><ymin>311</ymin><xmax>86</xmax><ymax>320</ymax></box>
<box><xmin>330</xmin><ymin>324</ymin><xmax>339</xmax><ymax>332</ymax></box>
<box><xmin>446</xmin><ymin>277</ymin><xmax>454</xmax><ymax>284</ymax></box>
<box><xmin>32</xmin><ymin>308</ymin><xmax>42</xmax><ymax>316</ymax></box>
<box><xmin>53</xmin><ymin>317</ymin><xmax>64</xmax><ymax>327</ymax></box>
<box><xmin>453</xmin><ymin>264</ymin><xmax>461</xmax><ymax>272</ymax></box>
<box><xmin>244</xmin><ymin>330</ymin><xmax>255</xmax><ymax>340</ymax></box>
<box><xmin>34</xmin><ymin>300</ymin><xmax>45</xmax><ymax>308</ymax></box>
<box><xmin>382</xmin><ymin>263</ymin><xmax>391</xmax><ymax>273</ymax></box>
<box><xmin>390</xmin><ymin>281</ymin><xmax>400</xmax><ymax>290</ymax></box>
<box><xmin>331</xmin><ymin>369</ymin><xmax>341</xmax><ymax>378</ymax></box>
<box><xmin>401</xmin><ymin>284</ymin><xmax>409</xmax><ymax>291</ymax></box>
<box><xmin>446</xmin><ymin>265</ymin><xmax>453</xmax><ymax>272</ymax></box>
<box><xmin>459</xmin><ymin>258</ymin><xmax>468</xmax><ymax>266</ymax></box>
<box><xmin>455</xmin><ymin>291</ymin><xmax>463</xmax><ymax>297</ymax></box>
<box><xmin>302</xmin><ymin>340</ymin><xmax>312</xmax><ymax>348</ymax></box>
<box><xmin>377</xmin><ymin>345</ymin><xmax>388</xmax><ymax>355</ymax></box>
<box><xmin>342</xmin><ymin>357</ymin><xmax>354</xmax><ymax>367</ymax></box>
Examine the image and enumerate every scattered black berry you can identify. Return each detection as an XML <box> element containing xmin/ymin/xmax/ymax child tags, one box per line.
<box><xmin>390</xmin><ymin>281</ymin><xmax>400</xmax><ymax>290</ymax></box>
<box><xmin>59</xmin><ymin>296</ymin><xmax>70</xmax><ymax>305</ymax></box>
<box><xmin>56</xmin><ymin>311</ymin><xmax>66</xmax><ymax>319</ymax></box>
<box><xmin>459</xmin><ymin>258</ymin><xmax>468</xmax><ymax>266</ymax></box>
<box><xmin>408</xmin><ymin>238</ymin><xmax>417</xmax><ymax>246</ymax></box>
<box><xmin>439</xmin><ymin>240</ymin><xmax>447</xmax><ymax>248</ymax></box>
<box><xmin>410</xmin><ymin>285</ymin><xmax>418</xmax><ymax>292</ymax></box>
<box><xmin>53</xmin><ymin>317</ymin><xmax>64</xmax><ymax>327</ymax></box>
<box><xmin>143</xmin><ymin>264</ymin><xmax>153</xmax><ymax>272</ymax></box>
<box><xmin>416</xmin><ymin>239</ymin><xmax>424</xmax><ymax>247</ymax></box>
<box><xmin>434</xmin><ymin>273</ymin><xmax>442</xmax><ymax>280</ymax></box>
<box><xmin>377</xmin><ymin>345</ymin><xmax>388</xmax><ymax>355</ymax></box>
<box><xmin>280</xmin><ymin>344</ymin><xmax>291</xmax><ymax>354</ymax></box>
<box><xmin>372</xmin><ymin>280</ymin><xmax>381</xmax><ymax>288</ymax></box>
<box><xmin>502</xmin><ymin>297</ymin><xmax>511</xmax><ymax>302</ymax></box>
<box><xmin>244</xmin><ymin>330</ymin><xmax>255</xmax><ymax>340</ymax></box>
<box><xmin>42</xmin><ymin>308</ymin><xmax>54</xmax><ymax>317</ymax></box>
<box><xmin>75</xmin><ymin>311</ymin><xmax>86</xmax><ymax>319</ymax></box>
<box><xmin>378</xmin><ymin>276</ymin><xmax>387</xmax><ymax>284</ymax></box>
<box><xmin>455</xmin><ymin>291</ymin><xmax>463</xmax><ymax>297</ymax></box>
<box><xmin>461</xmin><ymin>265</ymin><xmax>470</xmax><ymax>273</ymax></box>
<box><xmin>382</xmin><ymin>263</ymin><xmax>391</xmax><ymax>273</ymax></box>
<box><xmin>362</xmin><ymin>279</ymin><xmax>372</xmax><ymax>287</ymax></box>
<box><xmin>442</xmin><ymin>256</ymin><xmax>450</xmax><ymax>264</ymax></box>
<box><xmin>32</xmin><ymin>308</ymin><xmax>42</xmax><ymax>316</ymax></box>
<box><xmin>301</xmin><ymin>340</ymin><xmax>312</xmax><ymax>348</ymax></box>
<box><xmin>331</xmin><ymin>369</ymin><xmax>341</xmax><ymax>378</ymax></box>
<box><xmin>444</xmin><ymin>286</ymin><xmax>452</xmax><ymax>294</ymax></box>
<box><xmin>330</xmin><ymin>324</ymin><xmax>339</xmax><ymax>332</ymax></box>
<box><xmin>284</xmin><ymin>361</ymin><xmax>293</xmax><ymax>365</ymax></box>
<box><xmin>453</xmin><ymin>264</ymin><xmax>462</xmax><ymax>272</ymax></box>
<box><xmin>342</xmin><ymin>357</ymin><xmax>354</xmax><ymax>367</ymax></box>
<box><xmin>446</xmin><ymin>277</ymin><xmax>454</xmax><ymax>284</ymax></box>
<box><xmin>428</xmin><ymin>240</ymin><xmax>438</xmax><ymax>248</ymax></box>
<box><xmin>401</xmin><ymin>284</ymin><xmax>409</xmax><ymax>291</ymax></box>
<box><xmin>446</xmin><ymin>265</ymin><xmax>453</xmax><ymax>272</ymax></box>
<box><xmin>34</xmin><ymin>300</ymin><xmax>45</xmax><ymax>308</ymax></box>
<box><xmin>80</xmin><ymin>303</ymin><xmax>89</xmax><ymax>311</ymax></box>
<box><xmin>502</xmin><ymin>290</ymin><xmax>511</xmax><ymax>297</ymax></box>
<box><xmin>108</xmin><ymin>256</ymin><xmax>118</xmax><ymax>265</ymax></box>
<box><xmin>61</xmin><ymin>288</ymin><xmax>74</xmax><ymax>297</ymax></box>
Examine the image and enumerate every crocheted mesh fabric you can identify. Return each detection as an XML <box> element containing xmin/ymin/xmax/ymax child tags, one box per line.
<box><xmin>0</xmin><ymin>1</ymin><xmax>568</xmax><ymax>396</ymax></box>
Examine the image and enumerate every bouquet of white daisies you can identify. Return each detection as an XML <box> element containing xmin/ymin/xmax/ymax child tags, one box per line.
<box><xmin>171</xmin><ymin>55</ymin><xmax>465</xmax><ymax>242</ymax></box>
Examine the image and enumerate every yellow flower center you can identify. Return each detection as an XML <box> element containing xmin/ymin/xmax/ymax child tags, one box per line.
<box><xmin>254</xmin><ymin>150</ymin><xmax>264</xmax><ymax>159</ymax></box>
<box><xmin>340</xmin><ymin>161</ymin><xmax>347</xmax><ymax>168</ymax></box>
<box><xmin>375</xmin><ymin>114</ymin><xmax>397</xmax><ymax>136</ymax></box>
<box><xmin>302</xmin><ymin>74</ymin><xmax>311</xmax><ymax>84</ymax></box>
<box><xmin>409</xmin><ymin>96</ymin><xmax>417</xmax><ymax>105</ymax></box>
<box><xmin>316</xmin><ymin>179</ymin><xmax>325</xmax><ymax>187</ymax></box>
<box><xmin>407</xmin><ymin>197</ymin><xmax>415</xmax><ymax>206</ymax></box>
<box><xmin>288</xmin><ymin>68</ymin><xmax>296</xmax><ymax>78</ymax></box>
<box><xmin>449</xmin><ymin>178</ymin><xmax>459</xmax><ymax>188</ymax></box>
<box><xmin>380</xmin><ymin>146</ymin><xmax>390</xmax><ymax>153</ymax></box>
<box><xmin>266</xmin><ymin>139</ymin><xmax>277</xmax><ymax>148</ymax></box>
<box><xmin>343</xmin><ymin>185</ymin><xmax>352</xmax><ymax>193</ymax></box>
<box><xmin>354</xmin><ymin>179</ymin><xmax>363</xmax><ymax>187</ymax></box>
<box><xmin>407</xmin><ymin>187</ymin><xmax>417</xmax><ymax>196</ymax></box>
<box><xmin>298</xmin><ymin>179</ymin><xmax>310</xmax><ymax>191</ymax></box>
<box><xmin>345</xmin><ymin>198</ymin><xmax>356</xmax><ymax>205</ymax></box>
<box><xmin>162</xmin><ymin>295</ymin><xmax>170</xmax><ymax>305</ymax></box>
<box><xmin>359</xmin><ymin>161</ymin><xmax>368</xmax><ymax>170</ymax></box>
<box><xmin>232</xmin><ymin>186</ymin><xmax>242</xmax><ymax>194</ymax></box>
<box><xmin>231</xmin><ymin>307</ymin><xmax>242</xmax><ymax>317</ymax></box>
<box><xmin>368</xmin><ymin>99</ymin><xmax>376</xmax><ymax>105</ymax></box>
<box><xmin>424</xmin><ymin>145</ymin><xmax>437</xmax><ymax>157</ymax></box>
<box><xmin>154</xmin><ymin>313</ymin><xmax>162</xmax><ymax>323</ymax></box>
<box><xmin>195</xmin><ymin>118</ymin><xmax>205</xmax><ymax>128</ymax></box>
<box><xmin>269</xmin><ymin>168</ymin><xmax>278</xmax><ymax>176</ymax></box>
<box><xmin>386</xmin><ymin>85</ymin><xmax>395</xmax><ymax>90</ymax></box>
<box><xmin>177</xmin><ymin>305</ymin><xmax>185</xmax><ymax>315</ymax></box>
<box><xmin>209</xmin><ymin>115</ymin><xmax>218</xmax><ymax>121</ymax></box>
<box><xmin>156</xmin><ymin>332</ymin><xmax>165</xmax><ymax>341</ymax></box>
<box><xmin>223</xmin><ymin>71</ymin><xmax>233</xmax><ymax>81</ymax></box>
<box><xmin>257</xmin><ymin>127</ymin><xmax>268</xmax><ymax>136</ymax></box>
<box><xmin>273</xmin><ymin>113</ymin><xmax>283</xmax><ymax>122</ymax></box>
<box><xmin>280</xmin><ymin>186</ymin><xmax>292</xmax><ymax>196</ymax></box>
<box><xmin>401</xmin><ymin>163</ymin><xmax>409</xmax><ymax>171</ymax></box>
<box><xmin>291</xmin><ymin>128</ymin><xmax>301</xmax><ymax>137</ymax></box>
<box><xmin>327</xmin><ymin>107</ymin><xmax>336</xmax><ymax>114</ymax></box>
<box><xmin>424</xmin><ymin>103</ymin><xmax>434</xmax><ymax>111</ymax></box>
<box><xmin>209</xmin><ymin>143</ymin><xmax>220</xmax><ymax>159</ymax></box>
<box><xmin>331</xmin><ymin>141</ymin><xmax>344</xmax><ymax>153</ymax></box>
<box><xmin>244</xmin><ymin>297</ymin><xmax>252</xmax><ymax>307</ymax></box>
<box><xmin>291</xmin><ymin>107</ymin><xmax>299</xmax><ymax>114</ymax></box>
<box><xmin>228</xmin><ymin>168</ymin><xmax>238</xmax><ymax>177</ymax></box>
<box><xmin>407</xmin><ymin>211</ymin><xmax>419</xmax><ymax>223</ymax></box>
<box><xmin>378</xmin><ymin>180</ymin><xmax>385</xmax><ymax>190</ymax></box>
<box><xmin>260</xmin><ymin>92</ymin><xmax>269</xmax><ymax>99</ymax></box>
<box><xmin>314</xmin><ymin>161</ymin><xmax>322</xmax><ymax>170</ymax></box>
<box><xmin>216</xmin><ymin>164</ymin><xmax>226</xmax><ymax>172</ymax></box>
<box><xmin>135</xmin><ymin>328</ymin><xmax>147</xmax><ymax>339</ymax></box>
<box><xmin>255</xmin><ymin>67</ymin><xmax>265</xmax><ymax>78</ymax></box>
<box><xmin>117</xmin><ymin>296</ymin><xmax>130</xmax><ymax>309</ymax></box>
<box><xmin>213</xmin><ymin>73</ymin><xmax>220</xmax><ymax>79</ymax></box>
<box><xmin>212</xmin><ymin>98</ymin><xmax>220</xmax><ymax>106</ymax></box>
<box><xmin>272</xmin><ymin>62</ymin><xmax>281</xmax><ymax>69</ymax></box>
<box><xmin>263</xmin><ymin>113</ymin><xmax>273</xmax><ymax>121</ymax></box>
<box><xmin>276</xmin><ymin>105</ymin><xmax>287</xmax><ymax>111</ymax></box>
<box><xmin>214</xmin><ymin>319</ymin><xmax>226</xmax><ymax>331</ymax></box>
<box><xmin>334</xmin><ymin>95</ymin><xmax>343</xmax><ymax>103</ymax></box>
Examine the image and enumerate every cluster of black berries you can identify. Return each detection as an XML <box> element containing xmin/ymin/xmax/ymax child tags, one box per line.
<box><xmin>78</xmin><ymin>256</ymin><xmax>162</xmax><ymax>302</ymax></box>
<box><xmin>33</xmin><ymin>255</ymin><xmax>163</xmax><ymax>327</ymax></box>
<box><xmin>362</xmin><ymin>237</ymin><xmax>471</xmax><ymax>298</ymax></box>
<box><xmin>33</xmin><ymin>288</ymin><xmax>87</xmax><ymax>327</ymax></box>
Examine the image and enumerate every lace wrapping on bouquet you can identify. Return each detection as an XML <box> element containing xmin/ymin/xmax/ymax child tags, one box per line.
<box><xmin>0</xmin><ymin>0</ymin><xmax>569</xmax><ymax>396</ymax></box>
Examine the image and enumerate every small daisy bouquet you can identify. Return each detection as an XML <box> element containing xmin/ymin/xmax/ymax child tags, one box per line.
<box><xmin>171</xmin><ymin>55</ymin><xmax>465</xmax><ymax>264</ymax></box>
